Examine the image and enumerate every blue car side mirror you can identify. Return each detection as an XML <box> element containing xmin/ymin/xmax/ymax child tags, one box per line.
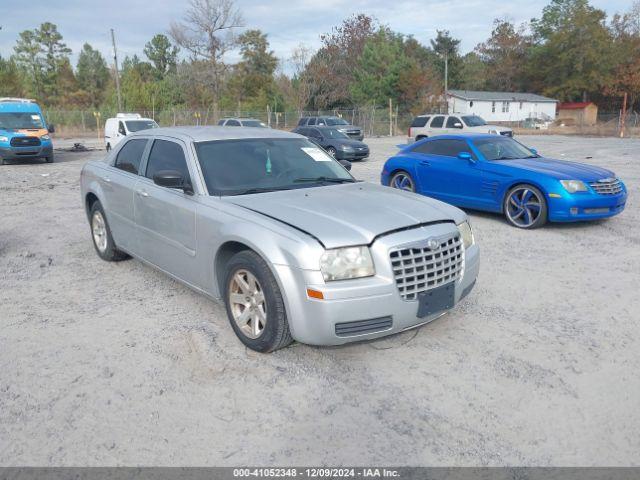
<box><xmin>458</xmin><ymin>152</ymin><xmax>475</xmax><ymax>163</ymax></box>
<box><xmin>530</xmin><ymin>148</ymin><xmax>538</xmax><ymax>155</ymax></box>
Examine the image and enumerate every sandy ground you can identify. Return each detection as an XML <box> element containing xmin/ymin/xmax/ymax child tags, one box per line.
<box><xmin>1</xmin><ymin>135</ymin><xmax>639</xmax><ymax>466</ymax></box>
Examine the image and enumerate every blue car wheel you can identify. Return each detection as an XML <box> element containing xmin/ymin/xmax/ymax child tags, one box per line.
<box><xmin>504</xmin><ymin>184</ymin><xmax>547</xmax><ymax>229</ymax></box>
<box><xmin>390</xmin><ymin>171</ymin><xmax>415</xmax><ymax>192</ymax></box>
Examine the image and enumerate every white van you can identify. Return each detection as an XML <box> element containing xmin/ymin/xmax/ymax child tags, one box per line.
<box><xmin>104</xmin><ymin>113</ymin><xmax>159</xmax><ymax>151</ymax></box>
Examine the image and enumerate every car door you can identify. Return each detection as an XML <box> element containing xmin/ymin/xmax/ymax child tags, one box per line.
<box><xmin>444</xmin><ymin>116</ymin><xmax>463</xmax><ymax>134</ymax></box>
<box><xmin>428</xmin><ymin>115</ymin><xmax>445</xmax><ymax>136</ymax></box>
<box><xmin>99</xmin><ymin>138</ymin><xmax>149</xmax><ymax>255</ymax></box>
<box><xmin>412</xmin><ymin>139</ymin><xmax>484</xmax><ymax>207</ymax></box>
<box><xmin>134</xmin><ymin>137</ymin><xmax>199</xmax><ymax>285</ymax></box>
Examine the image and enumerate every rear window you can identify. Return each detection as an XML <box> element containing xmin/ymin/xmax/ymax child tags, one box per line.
<box><xmin>297</xmin><ymin>118</ymin><xmax>307</xmax><ymax>126</ymax></box>
<box><xmin>411</xmin><ymin>116</ymin><xmax>430</xmax><ymax>128</ymax></box>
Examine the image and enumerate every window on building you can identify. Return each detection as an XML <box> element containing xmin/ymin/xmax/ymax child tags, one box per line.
<box><xmin>491</xmin><ymin>102</ymin><xmax>496</xmax><ymax>113</ymax></box>
<box><xmin>502</xmin><ymin>101</ymin><xmax>510</xmax><ymax>113</ymax></box>
<box><xmin>519</xmin><ymin>102</ymin><xmax>524</xmax><ymax>110</ymax></box>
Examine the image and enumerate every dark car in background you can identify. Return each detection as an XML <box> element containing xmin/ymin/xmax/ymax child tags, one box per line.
<box><xmin>293</xmin><ymin>126</ymin><xmax>369</xmax><ymax>161</ymax></box>
<box><xmin>297</xmin><ymin>116</ymin><xmax>364</xmax><ymax>141</ymax></box>
<box><xmin>218</xmin><ymin>117</ymin><xmax>268</xmax><ymax>127</ymax></box>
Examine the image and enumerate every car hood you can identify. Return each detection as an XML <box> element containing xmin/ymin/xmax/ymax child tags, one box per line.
<box><xmin>223</xmin><ymin>182</ymin><xmax>462</xmax><ymax>249</ymax></box>
<box><xmin>495</xmin><ymin>157</ymin><xmax>615</xmax><ymax>181</ymax></box>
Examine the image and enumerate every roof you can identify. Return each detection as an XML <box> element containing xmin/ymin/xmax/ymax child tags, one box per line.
<box><xmin>448</xmin><ymin>90</ymin><xmax>557</xmax><ymax>103</ymax></box>
<box><xmin>558</xmin><ymin>102</ymin><xmax>596</xmax><ymax>110</ymax></box>
<box><xmin>0</xmin><ymin>101</ymin><xmax>42</xmax><ymax>113</ymax></box>
<box><xmin>130</xmin><ymin>126</ymin><xmax>299</xmax><ymax>142</ymax></box>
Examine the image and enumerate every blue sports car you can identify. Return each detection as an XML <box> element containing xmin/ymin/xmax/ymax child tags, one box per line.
<box><xmin>381</xmin><ymin>134</ymin><xmax>627</xmax><ymax>228</ymax></box>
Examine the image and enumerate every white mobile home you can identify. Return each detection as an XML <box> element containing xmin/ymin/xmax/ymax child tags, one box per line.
<box><xmin>447</xmin><ymin>90</ymin><xmax>557</xmax><ymax>123</ymax></box>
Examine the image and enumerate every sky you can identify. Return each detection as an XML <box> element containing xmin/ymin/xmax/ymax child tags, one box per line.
<box><xmin>0</xmin><ymin>0</ymin><xmax>632</xmax><ymax>73</ymax></box>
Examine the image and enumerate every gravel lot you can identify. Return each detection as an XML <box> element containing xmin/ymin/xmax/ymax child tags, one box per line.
<box><xmin>1</xmin><ymin>134</ymin><xmax>639</xmax><ymax>466</ymax></box>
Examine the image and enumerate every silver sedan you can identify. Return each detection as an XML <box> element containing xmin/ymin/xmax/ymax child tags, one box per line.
<box><xmin>80</xmin><ymin>127</ymin><xmax>479</xmax><ymax>352</ymax></box>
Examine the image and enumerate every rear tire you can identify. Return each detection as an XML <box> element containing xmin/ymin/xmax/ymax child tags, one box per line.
<box><xmin>224</xmin><ymin>250</ymin><xmax>293</xmax><ymax>353</ymax></box>
<box><xmin>89</xmin><ymin>201</ymin><xmax>129</xmax><ymax>261</ymax></box>
<box><xmin>389</xmin><ymin>171</ymin><xmax>416</xmax><ymax>192</ymax></box>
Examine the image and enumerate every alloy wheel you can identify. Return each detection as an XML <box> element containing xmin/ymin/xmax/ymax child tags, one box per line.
<box><xmin>91</xmin><ymin>211</ymin><xmax>108</xmax><ymax>253</ymax></box>
<box><xmin>506</xmin><ymin>187</ymin><xmax>542</xmax><ymax>227</ymax></box>
<box><xmin>391</xmin><ymin>172</ymin><xmax>415</xmax><ymax>192</ymax></box>
<box><xmin>228</xmin><ymin>269</ymin><xmax>267</xmax><ymax>339</ymax></box>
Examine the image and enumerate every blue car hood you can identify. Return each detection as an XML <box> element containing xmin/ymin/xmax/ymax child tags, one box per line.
<box><xmin>496</xmin><ymin>157</ymin><xmax>615</xmax><ymax>181</ymax></box>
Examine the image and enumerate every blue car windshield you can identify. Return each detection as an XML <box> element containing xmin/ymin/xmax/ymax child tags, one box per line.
<box><xmin>0</xmin><ymin>112</ymin><xmax>45</xmax><ymax>130</ymax></box>
<box><xmin>473</xmin><ymin>137</ymin><xmax>537</xmax><ymax>160</ymax></box>
<box><xmin>195</xmin><ymin>138</ymin><xmax>354</xmax><ymax>196</ymax></box>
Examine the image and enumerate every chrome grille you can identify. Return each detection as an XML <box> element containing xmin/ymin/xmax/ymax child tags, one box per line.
<box><xmin>390</xmin><ymin>234</ymin><xmax>464</xmax><ymax>301</ymax></box>
<box><xmin>589</xmin><ymin>178</ymin><xmax>622</xmax><ymax>195</ymax></box>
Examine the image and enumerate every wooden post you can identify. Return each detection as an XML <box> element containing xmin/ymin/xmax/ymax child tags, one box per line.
<box><xmin>620</xmin><ymin>92</ymin><xmax>628</xmax><ymax>138</ymax></box>
<box><xmin>389</xmin><ymin>98</ymin><xmax>393</xmax><ymax>137</ymax></box>
<box><xmin>93</xmin><ymin>111</ymin><xmax>101</xmax><ymax>143</ymax></box>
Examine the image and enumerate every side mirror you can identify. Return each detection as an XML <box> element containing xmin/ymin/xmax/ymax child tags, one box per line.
<box><xmin>530</xmin><ymin>148</ymin><xmax>538</xmax><ymax>155</ymax></box>
<box><xmin>153</xmin><ymin>170</ymin><xmax>193</xmax><ymax>194</ymax></box>
<box><xmin>453</xmin><ymin>122</ymin><xmax>463</xmax><ymax>129</ymax></box>
<box><xmin>339</xmin><ymin>159</ymin><xmax>352</xmax><ymax>171</ymax></box>
<box><xmin>458</xmin><ymin>152</ymin><xmax>475</xmax><ymax>163</ymax></box>
<box><xmin>48</xmin><ymin>124</ymin><xmax>55</xmax><ymax>134</ymax></box>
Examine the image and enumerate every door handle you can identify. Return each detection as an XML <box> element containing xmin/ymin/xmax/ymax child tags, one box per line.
<box><xmin>419</xmin><ymin>160</ymin><xmax>431</xmax><ymax>166</ymax></box>
<box><xmin>102</xmin><ymin>176</ymin><xmax>111</xmax><ymax>183</ymax></box>
<box><xmin>136</xmin><ymin>190</ymin><xmax>149</xmax><ymax>198</ymax></box>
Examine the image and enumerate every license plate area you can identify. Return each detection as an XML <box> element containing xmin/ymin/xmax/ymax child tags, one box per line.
<box><xmin>417</xmin><ymin>282</ymin><xmax>455</xmax><ymax>318</ymax></box>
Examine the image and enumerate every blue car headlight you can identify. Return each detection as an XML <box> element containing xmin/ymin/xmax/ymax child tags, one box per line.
<box><xmin>0</xmin><ymin>135</ymin><xmax>8</xmax><ymax>143</ymax></box>
<box><xmin>560</xmin><ymin>180</ymin><xmax>588</xmax><ymax>193</ymax></box>
<box><xmin>41</xmin><ymin>135</ymin><xmax>51</xmax><ymax>141</ymax></box>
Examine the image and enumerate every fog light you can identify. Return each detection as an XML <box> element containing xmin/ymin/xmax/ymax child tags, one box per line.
<box><xmin>570</xmin><ymin>207</ymin><xmax>579</xmax><ymax>215</ymax></box>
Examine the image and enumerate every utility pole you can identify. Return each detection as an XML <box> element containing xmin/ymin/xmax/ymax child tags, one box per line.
<box><xmin>110</xmin><ymin>28</ymin><xmax>123</xmax><ymax>112</ymax></box>
<box><xmin>620</xmin><ymin>92</ymin><xmax>628</xmax><ymax>138</ymax></box>
<box><xmin>444</xmin><ymin>51</ymin><xmax>449</xmax><ymax>114</ymax></box>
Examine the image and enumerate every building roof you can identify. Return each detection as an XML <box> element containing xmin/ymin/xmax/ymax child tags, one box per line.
<box><xmin>448</xmin><ymin>90</ymin><xmax>557</xmax><ymax>103</ymax></box>
<box><xmin>130</xmin><ymin>126</ymin><xmax>299</xmax><ymax>142</ymax></box>
<box><xmin>558</xmin><ymin>102</ymin><xmax>596</xmax><ymax>110</ymax></box>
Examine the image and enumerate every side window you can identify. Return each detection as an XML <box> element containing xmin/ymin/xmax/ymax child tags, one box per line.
<box><xmin>310</xmin><ymin>128</ymin><xmax>322</xmax><ymax>139</ymax></box>
<box><xmin>297</xmin><ymin>118</ymin><xmax>307</xmax><ymax>126</ymax></box>
<box><xmin>226</xmin><ymin>119</ymin><xmax>241</xmax><ymax>126</ymax></box>
<box><xmin>307</xmin><ymin>118</ymin><xmax>316</xmax><ymax>125</ymax></box>
<box><xmin>411</xmin><ymin>116</ymin><xmax>430</xmax><ymax>128</ymax></box>
<box><xmin>430</xmin><ymin>116</ymin><xmax>445</xmax><ymax>128</ymax></box>
<box><xmin>433</xmin><ymin>139</ymin><xmax>473</xmax><ymax>157</ymax></box>
<box><xmin>413</xmin><ymin>139</ymin><xmax>472</xmax><ymax>158</ymax></box>
<box><xmin>145</xmin><ymin>140</ymin><xmax>191</xmax><ymax>184</ymax></box>
<box><xmin>317</xmin><ymin>118</ymin><xmax>326</xmax><ymax>126</ymax></box>
<box><xmin>217</xmin><ymin>120</ymin><xmax>225</xmax><ymax>125</ymax></box>
<box><xmin>114</xmin><ymin>139</ymin><xmax>147</xmax><ymax>174</ymax></box>
<box><xmin>446</xmin><ymin>117</ymin><xmax>462</xmax><ymax>128</ymax></box>
<box><xmin>118</xmin><ymin>121</ymin><xmax>126</xmax><ymax>135</ymax></box>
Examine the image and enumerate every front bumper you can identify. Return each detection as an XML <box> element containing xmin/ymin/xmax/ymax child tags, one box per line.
<box><xmin>336</xmin><ymin>149</ymin><xmax>369</xmax><ymax>160</ymax></box>
<box><xmin>276</xmin><ymin>222</ymin><xmax>480</xmax><ymax>346</ymax></box>
<box><xmin>548</xmin><ymin>189</ymin><xmax>627</xmax><ymax>222</ymax></box>
<box><xmin>0</xmin><ymin>144</ymin><xmax>53</xmax><ymax>161</ymax></box>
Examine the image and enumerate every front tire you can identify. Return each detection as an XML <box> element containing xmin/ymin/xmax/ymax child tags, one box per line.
<box><xmin>389</xmin><ymin>171</ymin><xmax>416</xmax><ymax>192</ymax></box>
<box><xmin>326</xmin><ymin>146</ymin><xmax>337</xmax><ymax>157</ymax></box>
<box><xmin>89</xmin><ymin>201</ymin><xmax>129</xmax><ymax>261</ymax></box>
<box><xmin>503</xmin><ymin>184</ymin><xmax>547</xmax><ymax>228</ymax></box>
<box><xmin>224</xmin><ymin>250</ymin><xmax>293</xmax><ymax>353</ymax></box>
<box><xmin>45</xmin><ymin>155</ymin><xmax>54</xmax><ymax>163</ymax></box>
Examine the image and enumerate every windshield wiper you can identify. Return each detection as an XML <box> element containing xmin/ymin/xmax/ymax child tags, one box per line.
<box><xmin>293</xmin><ymin>177</ymin><xmax>355</xmax><ymax>183</ymax></box>
<box><xmin>494</xmin><ymin>156</ymin><xmax>519</xmax><ymax>161</ymax></box>
<box><xmin>230</xmin><ymin>185</ymin><xmax>295</xmax><ymax>195</ymax></box>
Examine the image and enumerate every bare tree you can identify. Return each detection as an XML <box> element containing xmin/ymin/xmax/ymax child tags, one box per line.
<box><xmin>289</xmin><ymin>44</ymin><xmax>313</xmax><ymax>114</ymax></box>
<box><xmin>170</xmin><ymin>0</ymin><xmax>244</xmax><ymax>113</ymax></box>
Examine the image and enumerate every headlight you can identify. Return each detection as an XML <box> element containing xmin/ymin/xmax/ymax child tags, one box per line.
<box><xmin>320</xmin><ymin>246</ymin><xmax>375</xmax><ymax>281</ymax></box>
<box><xmin>457</xmin><ymin>221</ymin><xmax>475</xmax><ymax>249</ymax></box>
<box><xmin>41</xmin><ymin>135</ymin><xmax>50</xmax><ymax>140</ymax></box>
<box><xmin>340</xmin><ymin>145</ymin><xmax>354</xmax><ymax>151</ymax></box>
<box><xmin>560</xmin><ymin>180</ymin><xmax>588</xmax><ymax>193</ymax></box>
<box><xmin>0</xmin><ymin>136</ymin><xmax>8</xmax><ymax>143</ymax></box>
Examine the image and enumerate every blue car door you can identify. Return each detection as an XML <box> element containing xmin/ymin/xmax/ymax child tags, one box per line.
<box><xmin>412</xmin><ymin>139</ymin><xmax>485</xmax><ymax>208</ymax></box>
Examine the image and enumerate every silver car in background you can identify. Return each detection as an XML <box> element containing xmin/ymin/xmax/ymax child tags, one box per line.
<box><xmin>80</xmin><ymin>127</ymin><xmax>479</xmax><ymax>352</ymax></box>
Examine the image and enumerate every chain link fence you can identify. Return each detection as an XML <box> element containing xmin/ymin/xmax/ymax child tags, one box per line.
<box><xmin>44</xmin><ymin>107</ymin><xmax>416</xmax><ymax>138</ymax></box>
